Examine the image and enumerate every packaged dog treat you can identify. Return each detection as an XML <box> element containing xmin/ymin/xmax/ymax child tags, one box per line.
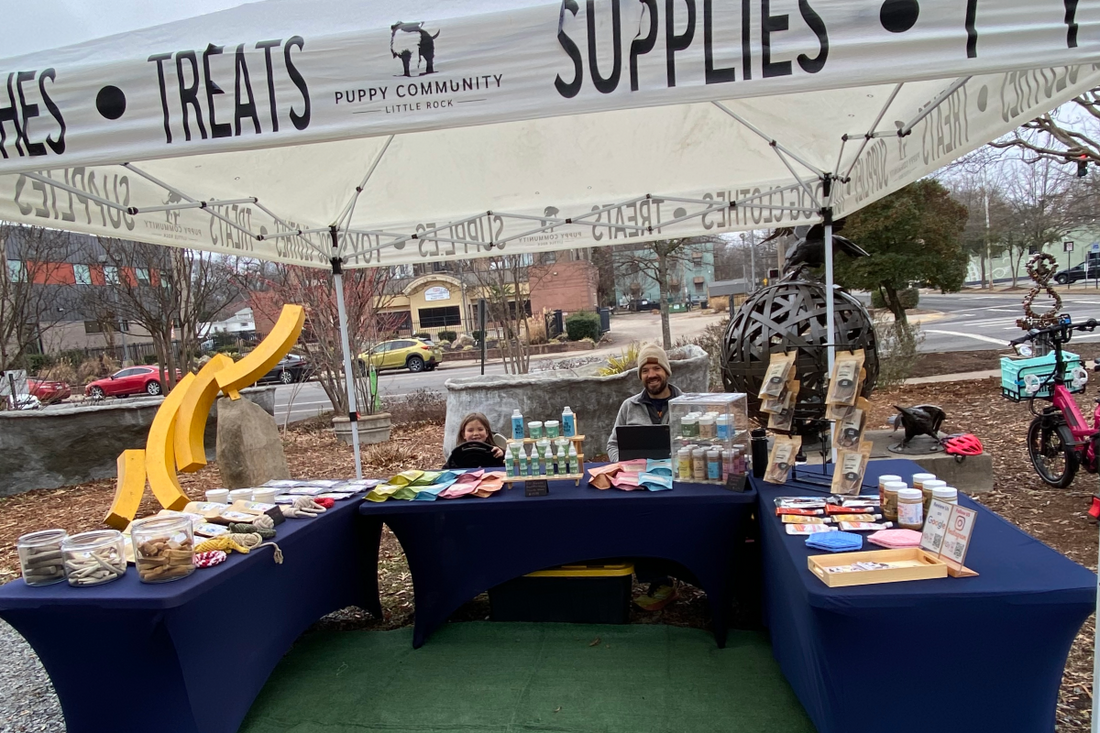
<box><xmin>782</xmin><ymin>515</ymin><xmax>834</xmax><ymax>524</ymax></box>
<box><xmin>764</xmin><ymin>435</ymin><xmax>801</xmax><ymax>485</ymax></box>
<box><xmin>776</xmin><ymin>507</ymin><xmax>824</xmax><ymax>516</ymax></box>
<box><xmin>767</xmin><ymin>381</ymin><xmax>799</xmax><ymax>432</ymax></box>
<box><xmin>838</xmin><ymin>521</ymin><xmax>895</xmax><ymax>532</ymax></box>
<box><xmin>831</xmin><ymin>447</ymin><xmax>869</xmax><ymax>495</ymax></box>
<box><xmin>759</xmin><ymin>352</ymin><xmax>797</xmax><ymax>399</ymax></box>
<box><xmin>785</xmin><ymin>524</ymin><xmax>835</xmax><ymax>535</ymax></box>
<box><xmin>826</xmin><ymin>350</ymin><xmax>865</xmax><ymax>408</ymax></box>
<box><xmin>832</xmin><ymin>397</ymin><xmax>870</xmax><ymax>449</ymax></box>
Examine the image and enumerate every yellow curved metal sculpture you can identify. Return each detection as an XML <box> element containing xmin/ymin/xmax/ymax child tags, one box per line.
<box><xmin>173</xmin><ymin>353</ymin><xmax>235</xmax><ymax>473</ymax></box>
<box><xmin>144</xmin><ymin>371</ymin><xmax>196</xmax><ymax>511</ymax></box>
<box><xmin>215</xmin><ymin>304</ymin><xmax>305</xmax><ymax>399</ymax></box>
<box><xmin>104</xmin><ymin>304</ymin><xmax>306</xmax><ymax>527</ymax></box>
<box><xmin>104</xmin><ymin>450</ymin><xmax>147</xmax><ymax>530</ymax></box>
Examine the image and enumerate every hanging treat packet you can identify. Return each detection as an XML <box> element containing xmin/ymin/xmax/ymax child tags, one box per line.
<box><xmin>832</xmin><ymin>397</ymin><xmax>870</xmax><ymax>449</ymax></box>
<box><xmin>825</xmin><ymin>350</ymin><xmax>865</xmax><ymax>408</ymax></box>
<box><xmin>768</xmin><ymin>381</ymin><xmax>800</xmax><ymax>432</ymax></box>
<box><xmin>831</xmin><ymin>448</ymin><xmax>868</xmax><ymax>495</ymax></box>
<box><xmin>759</xmin><ymin>352</ymin><xmax>796</xmax><ymax>399</ymax></box>
<box><xmin>764</xmin><ymin>435</ymin><xmax>801</xmax><ymax>485</ymax></box>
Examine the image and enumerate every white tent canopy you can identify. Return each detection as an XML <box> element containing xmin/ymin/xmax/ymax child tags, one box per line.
<box><xmin>1</xmin><ymin>0</ymin><xmax>1099</xmax><ymax>267</ymax></box>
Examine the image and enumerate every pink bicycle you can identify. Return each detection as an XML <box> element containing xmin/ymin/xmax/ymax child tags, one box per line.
<box><xmin>1006</xmin><ymin>316</ymin><xmax>1099</xmax><ymax>488</ymax></box>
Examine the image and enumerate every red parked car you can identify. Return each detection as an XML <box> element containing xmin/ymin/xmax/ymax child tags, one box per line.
<box><xmin>27</xmin><ymin>378</ymin><xmax>71</xmax><ymax>403</ymax></box>
<box><xmin>84</xmin><ymin>366</ymin><xmax>181</xmax><ymax>399</ymax></box>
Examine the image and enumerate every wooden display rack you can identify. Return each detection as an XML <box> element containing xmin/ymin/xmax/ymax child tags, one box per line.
<box><xmin>502</xmin><ymin>435</ymin><xmax>586</xmax><ymax>487</ymax></box>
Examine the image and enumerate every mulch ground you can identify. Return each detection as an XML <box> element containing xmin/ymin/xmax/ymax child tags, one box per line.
<box><xmin>2</xmin><ymin>367</ymin><xmax>1099</xmax><ymax>731</ymax></box>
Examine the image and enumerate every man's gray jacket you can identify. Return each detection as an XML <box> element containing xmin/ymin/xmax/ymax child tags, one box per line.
<box><xmin>606</xmin><ymin>384</ymin><xmax>682</xmax><ymax>461</ymax></box>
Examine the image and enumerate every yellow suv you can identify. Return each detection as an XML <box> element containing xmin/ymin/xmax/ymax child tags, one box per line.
<box><xmin>359</xmin><ymin>338</ymin><xmax>443</xmax><ymax>373</ymax></box>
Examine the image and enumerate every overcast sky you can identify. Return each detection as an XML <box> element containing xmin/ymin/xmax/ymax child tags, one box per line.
<box><xmin>4</xmin><ymin>0</ymin><xmax>245</xmax><ymax>58</ymax></box>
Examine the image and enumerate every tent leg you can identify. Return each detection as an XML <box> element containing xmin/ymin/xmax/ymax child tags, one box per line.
<box><xmin>333</xmin><ymin>265</ymin><xmax>363</xmax><ymax>480</ymax></box>
<box><xmin>824</xmin><ymin>205</ymin><xmax>837</xmax><ymax>464</ymax></box>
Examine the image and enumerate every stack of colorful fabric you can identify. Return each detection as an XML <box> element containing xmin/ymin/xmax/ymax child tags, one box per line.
<box><xmin>364</xmin><ymin>469</ymin><xmax>506</xmax><ymax>502</ymax></box>
<box><xmin>588</xmin><ymin>459</ymin><xmax>673</xmax><ymax>492</ymax></box>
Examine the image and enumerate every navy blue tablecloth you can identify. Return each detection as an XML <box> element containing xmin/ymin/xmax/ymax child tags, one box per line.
<box><xmin>0</xmin><ymin>496</ymin><xmax>376</xmax><ymax>733</ymax></box>
<box><xmin>359</xmin><ymin>470</ymin><xmax>757</xmax><ymax>648</ymax></box>
<box><xmin>753</xmin><ymin>459</ymin><xmax>1096</xmax><ymax>733</ymax></box>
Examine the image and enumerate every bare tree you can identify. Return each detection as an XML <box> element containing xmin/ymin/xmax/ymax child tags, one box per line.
<box><xmin>999</xmin><ymin>158</ymin><xmax>1083</xmax><ymax>288</ymax></box>
<box><xmin>245</xmin><ymin>264</ymin><xmax>399</xmax><ymax>415</ymax></box>
<box><xmin>614</xmin><ymin>237</ymin><xmax>722</xmax><ymax>349</ymax></box>
<box><xmin>468</xmin><ymin>255</ymin><xmax>548</xmax><ymax>375</ymax></box>
<box><xmin>990</xmin><ymin>90</ymin><xmax>1100</xmax><ymax>174</ymax></box>
<box><xmin>0</xmin><ymin>225</ymin><xmax>77</xmax><ymax>372</ymax></box>
<box><xmin>81</xmin><ymin>239</ymin><xmax>239</xmax><ymax>390</ymax></box>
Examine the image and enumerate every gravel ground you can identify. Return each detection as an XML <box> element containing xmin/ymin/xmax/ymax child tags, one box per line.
<box><xmin>0</xmin><ymin>619</ymin><xmax>63</xmax><ymax>733</ymax></box>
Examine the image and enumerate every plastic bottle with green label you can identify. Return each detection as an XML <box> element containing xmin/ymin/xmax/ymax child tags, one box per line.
<box><xmin>568</xmin><ymin>442</ymin><xmax>580</xmax><ymax>474</ymax></box>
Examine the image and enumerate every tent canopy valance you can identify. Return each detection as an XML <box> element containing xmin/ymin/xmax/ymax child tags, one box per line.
<box><xmin>1</xmin><ymin>0</ymin><xmax>1098</xmax><ymax>268</ymax></box>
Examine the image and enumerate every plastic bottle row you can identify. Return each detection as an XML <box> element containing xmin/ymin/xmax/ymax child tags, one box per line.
<box><xmin>677</xmin><ymin>411</ymin><xmax>736</xmax><ymax>440</ymax></box>
<box><xmin>511</xmin><ymin>406</ymin><xmax>577</xmax><ymax>440</ymax></box>
<box><xmin>675</xmin><ymin>445</ymin><xmax>751</xmax><ymax>483</ymax></box>
<box><xmin>506</xmin><ymin>440</ymin><xmax>580</xmax><ymax>477</ymax></box>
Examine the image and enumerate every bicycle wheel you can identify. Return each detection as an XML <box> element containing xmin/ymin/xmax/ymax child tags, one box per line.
<box><xmin>1026</xmin><ymin>416</ymin><xmax>1079</xmax><ymax>488</ymax></box>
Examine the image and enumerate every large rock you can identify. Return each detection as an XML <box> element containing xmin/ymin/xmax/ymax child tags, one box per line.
<box><xmin>442</xmin><ymin>344</ymin><xmax>709</xmax><ymax>461</ymax></box>
<box><xmin>0</xmin><ymin>386</ymin><xmax>275</xmax><ymax>496</ymax></box>
<box><xmin>215</xmin><ymin>396</ymin><xmax>290</xmax><ymax>489</ymax></box>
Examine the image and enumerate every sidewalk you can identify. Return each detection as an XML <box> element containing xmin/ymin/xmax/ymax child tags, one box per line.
<box><xmin>903</xmin><ymin>369</ymin><xmax>999</xmax><ymax>385</ymax></box>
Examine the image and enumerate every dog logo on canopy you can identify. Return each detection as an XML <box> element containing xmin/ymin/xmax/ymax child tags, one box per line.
<box><xmin>390</xmin><ymin>21</ymin><xmax>440</xmax><ymax>77</ymax></box>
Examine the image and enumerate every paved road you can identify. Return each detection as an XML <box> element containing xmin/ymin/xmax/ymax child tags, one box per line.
<box><xmin>273</xmin><ymin>309</ymin><xmax>730</xmax><ymax>424</ymax></box>
<box><xmin>910</xmin><ymin>291</ymin><xmax>1100</xmax><ymax>353</ymax></box>
<box><xmin>273</xmin><ymin>361</ymin><xmax>516</xmax><ymax>425</ymax></box>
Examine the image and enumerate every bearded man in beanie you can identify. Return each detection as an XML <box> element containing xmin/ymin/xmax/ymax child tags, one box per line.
<box><xmin>606</xmin><ymin>342</ymin><xmax>683</xmax><ymax>610</ymax></box>
<box><xmin>606</xmin><ymin>342</ymin><xmax>682</xmax><ymax>462</ymax></box>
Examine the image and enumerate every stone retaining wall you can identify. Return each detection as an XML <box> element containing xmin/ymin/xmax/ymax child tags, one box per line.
<box><xmin>0</xmin><ymin>387</ymin><xmax>275</xmax><ymax>496</ymax></box>
<box><xmin>442</xmin><ymin>345</ymin><xmax>709</xmax><ymax>461</ymax></box>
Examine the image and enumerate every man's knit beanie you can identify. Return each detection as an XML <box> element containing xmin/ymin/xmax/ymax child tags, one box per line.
<box><xmin>636</xmin><ymin>342</ymin><xmax>672</xmax><ymax>380</ymax></box>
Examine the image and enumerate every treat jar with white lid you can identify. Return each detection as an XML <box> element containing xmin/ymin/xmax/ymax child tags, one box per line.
<box><xmin>897</xmin><ymin>488</ymin><xmax>925</xmax><ymax>530</ymax></box>
<box><xmin>17</xmin><ymin>529</ymin><xmax>68</xmax><ymax>587</ymax></box>
<box><xmin>61</xmin><ymin>530</ymin><xmax>127</xmax><ymax>587</ymax></box>
<box><xmin>933</xmin><ymin>487</ymin><xmax>958</xmax><ymax>505</ymax></box>
<box><xmin>877</xmin><ymin>474</ymin><xmax>902</xmax><ymax>506</ymax></box>
<box><xmin>131</xmin><ymin>515</ymin><xmax>196</xmax><ymax>584</ymax></box>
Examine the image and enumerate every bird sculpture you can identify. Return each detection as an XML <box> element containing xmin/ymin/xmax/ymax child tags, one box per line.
<box><xmin>891</xmin><ymin>404</ymin><xmax>947</xmax><ymax>447</ymax></box>
<box><xmin>760</xmin><ymin>220</ymin><xmax>871</xmax><ymax>280</ymax></box>
<box><xmin>783</xmin><ymin>222</ymin><xmax>870</xmax><ymax>276</ymax></box>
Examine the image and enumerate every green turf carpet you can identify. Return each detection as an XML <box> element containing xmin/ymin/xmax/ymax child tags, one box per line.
<box><xmin>239</xmin><ymin>622</ymin><xmax>815</xmax><ymax>733</ymax></box>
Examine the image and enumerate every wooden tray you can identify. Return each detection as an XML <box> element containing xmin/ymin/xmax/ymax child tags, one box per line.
<box><xmin>808</xmin><ymin>548</ymin><xmax>948</xmax><ymax>587</ymax></box>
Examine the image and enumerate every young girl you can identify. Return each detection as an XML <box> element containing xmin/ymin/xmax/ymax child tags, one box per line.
<box><xmin>444</xmin><ymin>412</ymin><xmax>506</xmax><ymax>469</ymax></box>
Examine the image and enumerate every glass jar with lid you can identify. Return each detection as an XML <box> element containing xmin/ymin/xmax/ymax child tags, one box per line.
<box><xmin>17</xmin><ymin>529</ymin><xmax>68</xmax><ymax>587</ymax></box>
<box><xmin>61</xmin><ymin>530</ymin><xmax>127</xmax><ymax>587</ymax></box>
<box><xmin>131</xmin><ymin>515</ymin><xmax>196</xmax><ymax>584</ymax></box>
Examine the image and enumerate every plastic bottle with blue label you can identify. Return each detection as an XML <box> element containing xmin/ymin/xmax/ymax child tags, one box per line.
<box><xmin>562</xmin><ymin>406</ymin><xmax>576</xmax><ymax>437</ymax></box>
<box><xmin>511</xmin><ymin>409</ymin><xmax>525</xmax><ymax>440</ymax></box>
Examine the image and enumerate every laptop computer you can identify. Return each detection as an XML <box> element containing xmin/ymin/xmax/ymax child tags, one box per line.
<box><xmin>616</xmin><ymin>424</ymin><xmax>672</xmax><ymax>461</ymax></box>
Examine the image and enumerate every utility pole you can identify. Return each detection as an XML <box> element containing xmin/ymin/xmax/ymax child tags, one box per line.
<box><xmin>984</xmin><ymin>187</ymin><xmax>992</xmax><ymax>290</ymax></box>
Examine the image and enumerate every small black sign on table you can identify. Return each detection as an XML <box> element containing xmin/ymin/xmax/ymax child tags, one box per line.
<box><xmin>725</xmin><ymin>474</ymin><xmax>747</xmax><ymax>493</ymax></box>
<box><xmin>525</xmin><ymin>479</ymin><xmax>550</xmax><ymax>497</ymax></box>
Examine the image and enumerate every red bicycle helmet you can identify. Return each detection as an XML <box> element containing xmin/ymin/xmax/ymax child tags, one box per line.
<box><xmin>942</xmin><ymin>433</ymin><xmax>983</xmax><ymax>457</ymax></box>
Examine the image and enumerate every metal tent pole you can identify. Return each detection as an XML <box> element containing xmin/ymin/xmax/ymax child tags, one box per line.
<box><xmin>329</xmin><ymin>229</ymin><xmax>363</xmax><ymax>479</ymax></box>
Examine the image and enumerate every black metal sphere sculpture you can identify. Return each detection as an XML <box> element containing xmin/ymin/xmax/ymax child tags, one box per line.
<box><xmin>722</xmin><ymin>280</ymin><xmax>879</xmax><ymax>433</ymax></box>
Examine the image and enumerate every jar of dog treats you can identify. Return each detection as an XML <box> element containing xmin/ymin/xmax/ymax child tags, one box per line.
<box><xmin>131</xmin><ymin>516</ymin><xmax>195</xmax><ymax>584</ymax></box>
<box><xmin>897</xmin><ymin>488</ymin><xmax>924</xmax><ymax>530</ymax></box>
<box><xmin>61</xmin><ymin>530</ymin><xmax>126</xmax><ymax>587</ymax></box>
<box><xmin>17</xmin><ymin>529</ymin><xmax>68</xmax><ymax>587</ymax></box>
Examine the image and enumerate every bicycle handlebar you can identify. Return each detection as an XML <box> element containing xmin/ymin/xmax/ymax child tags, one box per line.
<box><xmin>1009</xmin><ymin>318</ymin><xmax>1098</xmax><ymax>346</ymax></box>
